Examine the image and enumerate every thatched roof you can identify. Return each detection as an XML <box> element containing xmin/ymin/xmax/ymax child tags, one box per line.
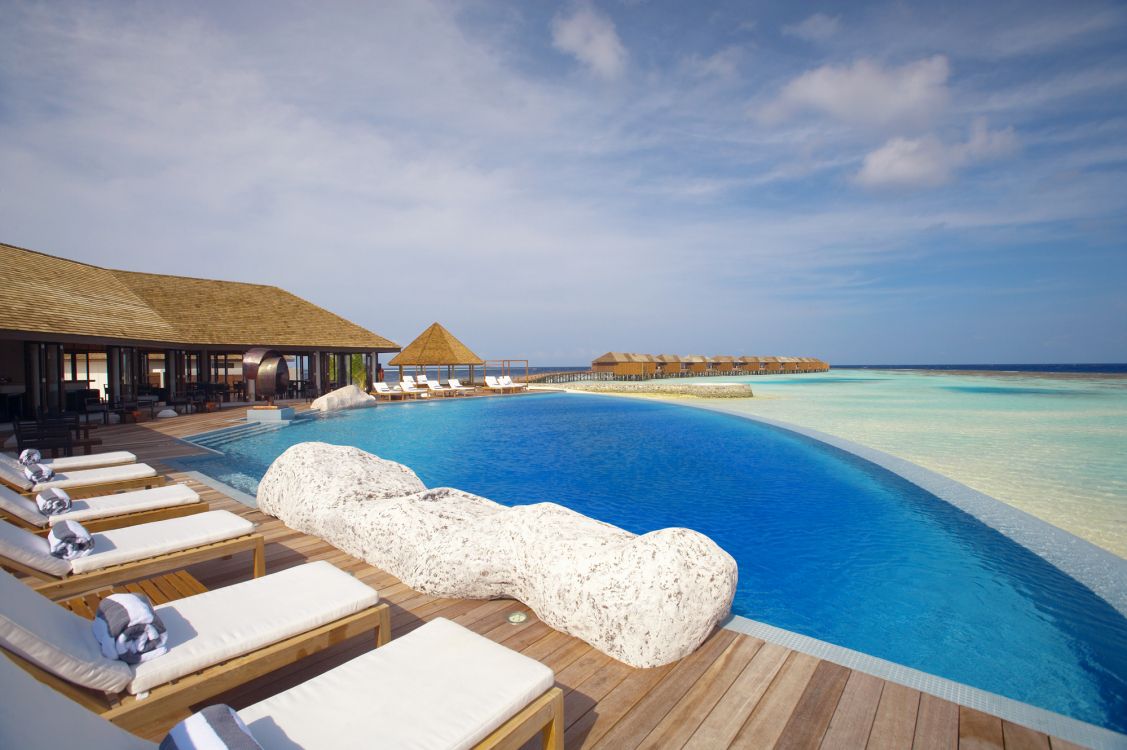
<box><xmin>681</xmin><ymin>354</ymin><xmax>709</xmax><ymax>363</ymax></box>
<box><xmin>710</xmin><ymin>355</ymin><xmax>736</xmax><ymax>363</ymax></box>
<box><xmin>655</xmin><ymin>354</ymin><xmax>682</xmax><ymax>363</ymax></box>
<box><xmin>592</xmin><ymin>352</ymin><xmax>654</xmax><ymax>364</ymax></box>
<box><xmin>389</xmin><ymin>322</ymin><xmax>484</xmax><ymax>366</ymax></box>
<box><xmin>0</xmin><ymin>242</ymin><xmax>399</xmax><ymax>351</ymax></box>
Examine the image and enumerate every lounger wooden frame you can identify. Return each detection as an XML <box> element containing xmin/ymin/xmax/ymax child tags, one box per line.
<box><xmin>0</xmin><ymin>533</ymin><xmax>265</xmax><ymax>600</ymax></box>
<box><xmin>1</xmin><ymin>501</ymin><xmax>210</xmax><ymax>535</ymax></box>
<box><xmin>475</xmin><ymin>686</ymin><xmax>564</xmax><ymax>750</ymax></box>
<box><xmin>5</xmin><ymin>473</ymin><xmax>168</xmax><ymax>501</ymax></box>
<box><xmin>1</xmin><ymin>602</ymin><xmax>391</xmax><ymax>733</ymax></box>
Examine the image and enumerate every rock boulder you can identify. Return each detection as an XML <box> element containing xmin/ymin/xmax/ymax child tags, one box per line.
<box><xmin>309</xmin><ymin>384</ymin><xmax>376</xmax><ymax>412</ymax></box>
<box><xmin>258</xmin><ymin>441</ymin><xmax>738</xmax><ymax>668</ymax></box>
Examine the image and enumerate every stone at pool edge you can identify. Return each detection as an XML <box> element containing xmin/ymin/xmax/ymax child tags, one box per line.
<box><xmin>246</xmin><ymin>406</ymin><xmax>296</xmax><ymax>422</ymax></box>
<box><xmin>256</xmin><ymin>441</ymin><xmax>738</xmax><ymax>669</ymax></box>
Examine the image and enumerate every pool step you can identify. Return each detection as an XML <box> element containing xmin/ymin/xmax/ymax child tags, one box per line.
<box><xmin>187</xmin><ymin>421</ymin><xmax>288</xmax><ymax>449</ymax></box>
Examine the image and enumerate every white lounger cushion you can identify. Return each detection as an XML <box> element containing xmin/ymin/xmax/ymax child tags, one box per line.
<box><xmin>43</xmin><ymin>451</ymin><xmax>137</xmax><ymax>472</ymax></box>
<box><xmin>0</xmin><ymin>483</ymin><xmax>200</xmax><ymax>529</ymax></box>
<box><xmin>69</xmin><ymin>510</ymin><xmax>253</xmax><ymax>575</ymax></box>
<box><xmin>0</xmin><ymin>483</ymin><xmax>46</xmax><ymax>526</ymax></box>
<box><xmin>33</xmin><ymin>462</ymin><xmax>157</xmax><ymax>492</ymax></box>
<box><xmin>240</xmin><ymin>617</ymin><xmax>554</xmax><ymax>750</ymax></box>
<box><xmin>0</xmin><ymin>517</ymin><xmax>72</xmax><ymax>576</ymax></box>
<box><xmin>0</xmin><ymin>508</ymin><xmax>250</xmax><ymax>578</ymax></box>
<box><xmin>0</xmin><ymin>568</ymin><xmax>133</xmax><ymax>693</ymax></box>
<box><xmin>130</xmin><ymin>561</ymin><xmax>380</xmax><ymax>694</ymax></box>
<box><xmin>0</xmin><ymin>652</ymin><xmax>154</xmax><ymax>750</ymax></box>
<box><xmin>49</xmin><ymin>483</ymin><xmax>200</xmax><ymax>527</ymax></box>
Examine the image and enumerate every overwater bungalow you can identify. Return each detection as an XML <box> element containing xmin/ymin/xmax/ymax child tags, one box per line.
<box><xmin>710</xmin><ymin>355</ymin><xmax>736</xmax><ymax>374</ymax></box>
<box><xmin>591</xmin><ymin>352</ymin><xmax>657</xmax><ymax>377</ymax></box>
<box><xmin>0</xmin><ymin>242</ymin><xmax>400</xmax><ymax>419</ymax></box>
<box><xmin>654</xmin><ymin>353</ymin><xmax>683</xmax><ymax>376</ymax></box>
<box><xmin>682</xmin><ymin>354</ymin><xmax>710</xmax><ymax>374</ymax></box>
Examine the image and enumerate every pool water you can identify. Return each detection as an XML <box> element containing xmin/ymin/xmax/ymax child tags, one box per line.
<box><xmin>180</xmin><ymin>392</ymin><xmax>1127</xmax><ymax>733</ymax></box>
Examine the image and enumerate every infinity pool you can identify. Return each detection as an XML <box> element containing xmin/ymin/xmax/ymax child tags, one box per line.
<box><xmin>180</xmin><ymin>392</ymin><xmax>1127</xmax><ymax>733</ymax></box>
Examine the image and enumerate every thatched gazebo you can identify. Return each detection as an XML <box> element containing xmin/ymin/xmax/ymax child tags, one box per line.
<box><xmin>389</xmin><ymin>322</ymin><xmax>485</xmax><ymax>384</ymax></box>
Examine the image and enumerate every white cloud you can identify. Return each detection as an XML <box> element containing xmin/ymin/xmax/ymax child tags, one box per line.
<box><xmin>782</xmin><ymin>13</ymin><xmax>840</xmax><ymax>42</ymax></box>
<box><xmin>856</xmin><ymin>119</ymin><xmax>1018</xmax><ymax>188</ymax></box>
<box><xmin>551</xmin><ymin>3</ymin><xmax>627</xmax><ymax>79</ymax></box>
<box><xmin>761</xmin><ymin>55</ymin><xmax>950</xmax><ymax>130</ymax></box>
<box><xmin>683</xmin><ymin>46</ymin><xmax>741</xmax><ymax>79</ymax></box>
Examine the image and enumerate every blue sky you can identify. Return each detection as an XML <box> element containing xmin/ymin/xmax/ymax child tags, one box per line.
<box><xmin>1</xmin><ymin>0</ymin><xmax>1125</xmax><ymax>364</ymax></box>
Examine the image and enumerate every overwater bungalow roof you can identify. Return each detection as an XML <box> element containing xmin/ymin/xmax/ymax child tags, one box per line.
<box><xmin>681</xmin><ymin>354</ymin><xmax>709</xmax><ymax>363</ymax></box>
<box><xmin>710</xmin><ymin>355</ymin><xmax>736</xmax><ymax>363</ymax></box>
<box><xmin>654</xmin><ymin>354</ymin><xmax>682</xmax><ymax>363</ymax></box>
<box><xmin>388</xmin><ymin>322</ymin><xmax>484</xmax><ymax>366</ymax></box>
<box><xmin>0</xmin><ymin>242</ymin><xmax>399</xmax><ymax>352</ymax></box>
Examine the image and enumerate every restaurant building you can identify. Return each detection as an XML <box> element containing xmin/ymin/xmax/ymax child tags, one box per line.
<box><xmin>0</xmin><ymin>242</ymin><xmax>400</xmax><ymax>418</ymax></box>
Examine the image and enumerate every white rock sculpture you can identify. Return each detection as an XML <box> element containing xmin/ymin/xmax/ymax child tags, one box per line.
<box><xmin>309</xmin><ymin>384</ymin><xmax>376</xmax><ymax>412</ymax></box>
<box><xmin>258</xmin><ymin>441</ymin><xmax>738</xmax><ymax>668</ymax></box>
<box><xmin>156</xmin><ymin>409</ymin><xmax>178</xmax><ymax>419</ymax></box>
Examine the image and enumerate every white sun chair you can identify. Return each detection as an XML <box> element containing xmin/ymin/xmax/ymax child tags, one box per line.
<box><xmin>371</xmin><ymin>382</ymin><xmax>408</xmax><ymax>401</ymax></box>
<box><xmin>424</xmin><ymin>380</ymin><xmax>453</xmax><ymax>397</ymax></box>
<box><xmin>398</xmin><ymin>379</ymin><xmax>429</xmax><ymax>398</ymax></box>
<box><xmin>445</xmin><ymin>378</ymin><xmax>475</xmax><ymax>396</ymax></box>
<box><xmin>0</xmin><ymin>458</ymin><xmax>164</xmax><ymax>499</ymax></box>
<box><xmin>0</xmin><ymin>614</ymin><xmax>560</xmax><ymax>749</ymax></box>
<box><xmin>0</xmin><ymin>482</ymin><xmax>207</xmax><ymax>533</ymax></box>
<box><xmin>400</xmin><ymin>374</ymin><xmax>416</xmax><ymax>386</ymax></box>
<box><xmin>1</xmin><ymin>450</ymin><xmax>136</xmax><ymax>473</ymax></box>
<box><xmin>0</xmin><ymin>509</ymin><xmax>264</xmax><ymax>600</ymax></box>
<box><xmin>500</xmin><ymin>375</ymin><xmax>528</xmax><ymax>391</ymax></box>
<box><xmin>0</xmin><ymin>560</ymin><xmax>390</xmax><ymax>733</ymax></box>
<box><xmin>483</xmin><ymin>376</ymin><xmax>508</xmax><ymax>393</ymax></box>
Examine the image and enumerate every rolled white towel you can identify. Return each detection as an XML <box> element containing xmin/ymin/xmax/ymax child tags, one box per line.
<box><xmin>92</xmin><ymin>593</ymin><xmax>168</xmax><ymax>665</ymax></box>
<box><xmin>22</xmin><ymin>462</ymin><xmax>53</xmax><ymax>484</ymax></box>
<box><xmin>47</xmin><ymin>519</ymin><xmax>94</xmax><ymax>559</ymax></box>
<box><xmin>159</xmin><ymin>705</ymin><xmax>263</xmax><ymax>750</ymax></box>
<box><xmin>18</xmin><ymin>448</ymin><xmax>41</xmax><ymax>466</ymax></box>
<box><xmin>35</xmin><ymin>487</ymin><xmax>72</xmax><ymax>516</ymax></box>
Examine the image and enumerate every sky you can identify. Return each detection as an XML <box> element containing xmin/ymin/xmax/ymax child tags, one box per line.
<box><xmin>1</xmin><ymin>1</ymin><xmax>1125</xmax><ymax>365</ymax></box>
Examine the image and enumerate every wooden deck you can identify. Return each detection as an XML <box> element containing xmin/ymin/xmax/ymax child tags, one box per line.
<box><xmin>27</xmin><ymin>408</ymin><xmax>1088</xmax><ymax>748</ymax></box>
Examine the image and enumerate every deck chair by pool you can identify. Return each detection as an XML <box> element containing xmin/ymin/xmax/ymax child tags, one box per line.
<box><xmin>398</xmin><ymin>380</ymin><xmax>429</xmax><ymax>398</ymax></box>
<box><xmin>483</xmin><ymin>376</ymin><xmax>509</xmax><ymax>393</ymax></box>
<box><xmin>425</xmin><ymin>380</ymin><xmax>453</xmax><ymax>397</ymax></box>
<box><xmin>0</xmin><ymin>616</ymin><xmax>560</xmax><ymax>750</ymax></box>
<box><xmin>1</xmin><ymin>450</ymin><xmax>136</xmax><ymax>473</ymax></box>
<box><xmin>0</xmin><ymin>561</ymin><xmax>390</xmax><ymax>733</ymax></box>
<box><xmin>0</xmin><ymin>458</ymin><xmax>164</xmax><ymax>499</ymax></box>
<box><xmin>0</xmin><ymin>483</ymin><xmax>207</xmax><ymax>534</ymax></box>
<box><xmin>0</xmin><ymin>510</ymin><xmax>263</xmax><ymax>600</ymax></box>
<box><xmin>371</xmin><ymin>382</ymin><xmax>408</xmax><ymax>400</ymax></box>
<box><xmin>445</xmin><ymin>378</ymin><xmax>475</xmax><ymax>396</ymax></box>
<box><xmin>500</xmin><ymin>375</ymin><xmax>528</xmax><ymax>391</ymax></box>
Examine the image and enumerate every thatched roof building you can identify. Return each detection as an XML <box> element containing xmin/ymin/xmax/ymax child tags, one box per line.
<box><xmin>0</xmin><ymin>242</ymin><xmax>399</xmax><ymax>415</ymax></box>
<box><xmin>389</xmin><ymin>323</ymin><xmax>484</xmax><ymax>368</ymax></box>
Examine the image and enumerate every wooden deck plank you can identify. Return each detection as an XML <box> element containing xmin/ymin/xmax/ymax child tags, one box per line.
<box><xmin>820</xmin><ymin>670</ymin><xmax>885</xmax><ymax>749</ymax></box>
<box><xmin>730</xmin><ymin>651</ymin><xmax>821</xmax><ymax>749</ymax></box>
<box><xmin>913</xmin><ymin>693</ymin><xmax>960</xmax><ymax>750</ymax></box>
<box><xmin>588</xmin><ymin>628</ymin><xmax>738</xmax><ymax>749</ymax></box>
<box><xmin>636</xmin><ymin>635</ymin><xmax>764</xmax><ymax>750</ymax></box>
<box><xmin>958</xmin><ymin>706</ymin><xmax>1004</xmax><ymax>750</ymax></box>
<box><xmin>42</xmin><ymin>411</ymin><xmax>1069</xmax><ymax>749</ymax></box>
<box><xmin>683</xmin><ymin>640</ymin><xmax>791</xmax><ymax>749</ymax></box>
<box><xmin>1002</xmin><ymin>721</ymin><xmax>1052</xmax><ymax>750</ymax></box>
<box><xmin>867</xmin><ymin>681</ymin><xmax>922</xmax><ymax>750</ymax></box>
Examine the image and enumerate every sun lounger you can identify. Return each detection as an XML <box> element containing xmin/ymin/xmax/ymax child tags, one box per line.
<box><xmin>0</xmin><ymin>482</ymin><xmax>207</xmax><ymax>533</ymax></box>
<box><xmin>0</xmin><ymin>510</ymin><xmax>264</xmax><ymax>600</ymax></box>
<box><xmin>398</xmin><ymin>380</ymin><xmax>429</xmax><ymax>398</ymax></box>
<box><xmin>0</xmin><ymin>458</ymin><xmax>164</xmax><ymax>499</ymax></box>
<box><xmin>424</xmin><ymin>380</ymin><xmax>453</xmax><ymax>397</ymax></box>
<box><xmin>2</xmin><ymin>450</ymin><xmax>136</xmax><ymax>473</ymax></box>
<box><xmin>0</xmin><ymin>614</ymin><xmax>559</xmax><ymax>749</ymax></box>
<box><xmin>445</xmin><ymin>378</ymin><xmax>475</xmax><ymax>396</ymax></box>
<box><xmin>500</xmin><ymin>375</ymin><xmax>528</xmax><ymax>391</ymax></box>
<box><xmin>371</xmin><ymin>382</ymin><xmax>408</xmax><ymax>400</ymax></box>
<box><xmin>483</xmin><ymin>376</ymin><xmax>508</xmax><ymax>393</ymax></box>
<box><xmin>401</xmin><ymin>374</ymin><xmax>416</xmax><ymax>386</ymax></box>
<box><xmin>0</xmin><ymin>560</ymin><xmax>390</xmax><ymax>733</ymax></box>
